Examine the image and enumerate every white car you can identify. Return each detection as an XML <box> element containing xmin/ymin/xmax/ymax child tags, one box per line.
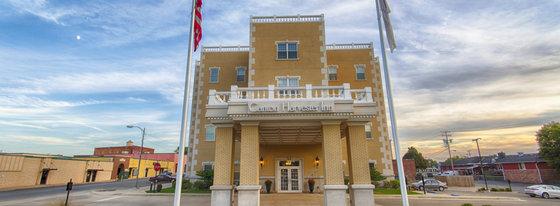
<box><xmin>439</xmin><ymin>170</ymin><xmax>458</xmax><ymax>176</ymax></box>
<box><xmin>524</xmin><ymin>185</ymin><xmax>560</xmax><ymax>199</ymax></box>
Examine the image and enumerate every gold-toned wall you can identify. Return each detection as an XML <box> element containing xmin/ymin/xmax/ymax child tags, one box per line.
<box><xmin>0</xmin><ymin>155</ymin><xmax>114</xmax><ymax>189</ymax></box>
<box><xmin>250</xmin><ymin>22</ymin><xmax>326</xmax><ymax>86</ymax></box>
<box><xmin>128</xmin><ymin>158</ymin><xmax>176</xmax><ymax>178</ymax></box>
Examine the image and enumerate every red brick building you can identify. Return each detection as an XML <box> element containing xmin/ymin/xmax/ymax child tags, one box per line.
<box><xmin>393</xmin><ymin>159</ymin><xmax>416</xmax><ymax>183</ymax></box>
<box><xmin>497</xmin><ymin>152</ymin><xmax>560</xmax><ymax>184</ymax></box>
<box><xmin>94</xmin><ymin>140</ymin><xmax>155</xmax><ymax>156</ymax></box>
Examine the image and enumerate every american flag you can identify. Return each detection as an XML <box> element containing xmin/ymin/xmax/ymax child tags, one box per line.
<box><xmin>193</xmin><ymin>0</ymin><xmax>202</xmax><ymax>51</ymax></box>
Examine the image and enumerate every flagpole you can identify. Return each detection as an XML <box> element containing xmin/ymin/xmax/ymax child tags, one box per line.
<box><xmin>375</xmin><ymin>0</ymin><xmax>409</xmax><ymax>205</ymax></box>
<box><xmin>174</xmin><ymin>0</ymin><xmax>198</xmax><ymax>205</ymax></box>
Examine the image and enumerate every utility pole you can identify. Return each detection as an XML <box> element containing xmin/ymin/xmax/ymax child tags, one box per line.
<box><xmin>442</xmin><ymin>131</ymin><xmax>454</xmax><ymax>171</ymax></box>
<box><xmin>473</xmin><ymin>138</ymin><xmax>488</xmax><ymax>190</ymax></box>
<box><xmin>127</xmin><ymin>125</ymin><xmax>146</xmax><ymax>188</ymax></box>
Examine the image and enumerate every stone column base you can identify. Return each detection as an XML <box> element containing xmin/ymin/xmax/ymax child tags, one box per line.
<box><xmin>350</xmin><ymin>184</ymin><xmax>375</xmax><ymax>206</ymax></box>
<box><xmin>211</xmin><ymin>185</ymin><xmax>233</xmax><ymax>206</ymax></box>
<box><xmin>237</xmin><ymin>185</ymin><xmax>261</xmax><ymax>206</ymax></box>
<box><xmin>323</xmin><ymin>185</ymin><xmax>348</xmax><ymax>206</ymax></box>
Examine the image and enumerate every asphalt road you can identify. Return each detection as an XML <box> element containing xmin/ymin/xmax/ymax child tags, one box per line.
<box><xmin>0</xmin><ymin>178</ymin><xmax>151</xmax><ymax>202</ymax></box>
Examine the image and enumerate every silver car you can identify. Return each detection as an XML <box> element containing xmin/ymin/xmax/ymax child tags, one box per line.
<box><xmin>410</xmin><ymin>179</ymin><xmax>447</xmax><ymax>191</ymax></box>
<box><xmin>524</xmin><ymin>185</ymin><xmax>560</xmax><ymax>199</ymax></box>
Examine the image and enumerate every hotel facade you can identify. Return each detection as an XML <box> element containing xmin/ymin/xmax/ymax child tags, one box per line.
<box><xmin>186</xmin><ymin>14</ymin><xmax>393</xmax><ymax>206</ymax></box>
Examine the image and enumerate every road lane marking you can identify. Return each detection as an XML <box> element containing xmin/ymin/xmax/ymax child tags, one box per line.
<box><xmin>95</xmin><ymin>196</ymin><xmax>122</xmax><ymax>202</ymax></box>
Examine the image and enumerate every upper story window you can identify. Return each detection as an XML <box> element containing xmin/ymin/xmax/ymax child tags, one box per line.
<box><xmin>236</xmin><ymin>67</ymin><xmax>246</xmax><ymax>82</ymax></box>
<box><xmin>277</xmin><ymin>42</ymin><xmax>298</xmax><ymax>60</ymax></box>
<box><xmin>209</xmin><ymin>67</ymin><xmax>220</xmax><ymax>83</ymax></box>
<box><xmin>277</xmin><ymin>76</ymin><xmax>300</xmax><ymax>96</ymax></box>
<box><xmin>327</xmin><ymin>66</ymin><xmax>338</xmax><ymax>81</ymax></box>
<box><xmin>365</xmin><ymin>123</ymin><xmax>372</xmax><ymax>139</ymax></box>
<box><xmin>355</xmin><ymin>65</ymin><xmax>366</xmax><ymax>80</ymax></box>
<box><xmin>205</xmin><ymin>124</ymin><xmax>216</xmax><ymax>141</ymax></box>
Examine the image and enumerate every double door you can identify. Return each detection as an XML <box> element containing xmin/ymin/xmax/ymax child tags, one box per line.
<box><xmin>276</xmin><ymin>160</ymin><xmax>302</xmax><ymax>193</ymax></box>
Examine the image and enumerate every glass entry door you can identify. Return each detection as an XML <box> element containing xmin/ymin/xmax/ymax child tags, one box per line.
<box><xmin>276</xmin><ymin>160</ymin><xmax>302</xmax><ymax>193</ymax></box>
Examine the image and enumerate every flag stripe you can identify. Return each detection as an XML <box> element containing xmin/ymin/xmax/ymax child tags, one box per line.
<box><xmin>380</xmin><ymin>0</ymin><xmax>397</xmax><ymax>52</ymax></box>
<box><xmin>193</xmin><ymin>0</ymin><xmax>203</xmax><ymax>51</ymax></box>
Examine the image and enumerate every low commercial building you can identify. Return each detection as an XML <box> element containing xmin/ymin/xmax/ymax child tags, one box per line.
<box><xmin>0</xmin><ymin>153</ymin><xmax>113</xmax><ymax>190</ymax></box>
<box><xmin>392</xmin><ymin>159</ymin><xmax>416</xmax><ymax>183</ymax></box>
<box><xmin>497</xmin><ymin>152</ymin><xmax>560</xmax><ymax>184</ymax></box>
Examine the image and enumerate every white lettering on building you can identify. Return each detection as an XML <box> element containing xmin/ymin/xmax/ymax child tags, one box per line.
<box><xmin>248</xmin><ymin>101</ymin><xmax>333</xmax><ymax>113</ymax></box>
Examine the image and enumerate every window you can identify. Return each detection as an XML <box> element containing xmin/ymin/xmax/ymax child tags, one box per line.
<box><xmin>517</xmin><ymin>163</ymin><xmax>526</xmax><ymax>170</ymax></box>
<box><xmin>355</xmin><ymin>65</ymin><xmax>366</xmax><ymax>80</ymax></box>
<box><xmin>205</xmin><ymin>124</ymin><xmax>216</xmax><ymax>141</ymax></box>
<box><xmin>369</xmin><ymin>162</ymin><xmax>375</xmax><ymax>171</ymax></box>
<box><xmin>277</xmin><ymin>76</ymin><xmax>300</xmax><ymax>96</ymax></box>
<box><xmin>202</xmin><ymin>162</ymin><xmax>214</xmax><ymax>171</ymax></box>
<box><xmin>236</xmin><ymin>67</ymin><xmax>246</xmax><ymax>82</ymax></box>
<box><xmin>277</xmin><ymin>42</ymin><xmax>298</xmax><ymax>60</ymax></box>
<box><xmin>365</xmin><ymin>123</ymin><xmax>372</xmax><ymax>139</ymax></box>
<box><xmin>327</xmin><ymin>66</ymin><xmax>338</xmax><ymax>81</ymax></box>
<box><xmin>209</xmin><ymin>67</ymin><xmax>220</xmax><ymax>83</ymax></box>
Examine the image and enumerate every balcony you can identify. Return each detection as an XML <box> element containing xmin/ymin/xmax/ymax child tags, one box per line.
<box><xmin>208</xmin><ymin>83</ymin><xmax>373</xmax><ymax>105</ymax></box>
<box><xmin>206</xmin><ymin>84</ymin><xmax>377</xmax><ymax>122</ymax></box>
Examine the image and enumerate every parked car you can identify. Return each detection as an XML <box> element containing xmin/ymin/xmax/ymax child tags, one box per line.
<box><xmin>149</xmin><ymin>172</ymin><xmax>175</xmax><ymax>183</ymax></box>
<box><xmin>410</xmin><ymin>179</ymin><xmax>447</xmax><ymax>191</ymax></box>
<box><xmin>524</xmin><ymin>185</ymin><xmax>560</xmax><ymax>199</ymax></box>
<box><xmin>438</xmin><ymin>170</ymin><xmax>458</xmax><ymax>176</ymax></box>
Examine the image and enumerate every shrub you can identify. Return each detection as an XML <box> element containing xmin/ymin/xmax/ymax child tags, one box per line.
<box><xmin>461</xmin><ymin>204</ymin><xmax>473</xmax><ymax>206</ymax></box>
<box><xmin>384</xmin><ymin>180</ymin><xmax>400</xmax><ymax>189</ymax></box>
<box><xmin>477</xmin><ymin>187</ymin><xmax>487</xmax><ymax>192</ymax></box>
<box><xmin>370</xmin><ymin>167</ymin><xmax>387</xmax><ymax>182</ymax></box>
<box><xmin>195</xmin><ymin>169</ymin><xmax>213</xmax><ymax>190</ymax></box>
<box><xmin>193</xmin><ymin>180</ymin><xmax>210</xmax><ymax>190</ymax></box>
<box><xmin>505</xmin><ymin>188</ymin><xmax>512</xmax><ymax>192</ymax></box>
<box><xmin>490</xmin><ymin>188</ymin><xmax>498</xmax><ymax>192</ymax></box>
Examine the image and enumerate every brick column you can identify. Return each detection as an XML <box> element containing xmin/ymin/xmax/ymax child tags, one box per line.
<box><xmin>211</xmin><ymin>124</ymin><xmax>235</xmax><ymax>206</ymax></box>
<box><xmin>321</xmin><ymin>121</ymin><xmax>348</xmax><ymax>206</ymax></box>
<box><xmin>347</xmin><ymin>122</ymin><xmax>375</xmax><ymax>206</ymax></box>
<box><xmin>238</xmin><ymin>122</ymin><xmax>260</xmax><ymax>206</ymax></box>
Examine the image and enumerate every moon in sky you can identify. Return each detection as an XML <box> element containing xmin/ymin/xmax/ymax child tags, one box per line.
<box><xmin>76</xmin><ymin>35</ymin><xmax>81</xmax><ymax>40</ymax></box>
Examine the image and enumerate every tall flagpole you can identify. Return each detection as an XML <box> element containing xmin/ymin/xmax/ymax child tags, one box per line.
<box><xmin>375</xmin><ymin>0</ymin><xmax>409</xmax><ymax>205</ymax></box>
<box><xmin>174</xmin><ymin>0</ymin><xmax>198</xmax><ymax>205</ymax></box>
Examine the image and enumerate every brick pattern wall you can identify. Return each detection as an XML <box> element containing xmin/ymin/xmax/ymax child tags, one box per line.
<box><xmin>213</xmin><ymin>126</ymin><xmax>234</xmax><ymax>185</ymax></box>
<box><xmin>239</xmin><ymin>123</ymin><xmax>260</xmax><ymax>185</ymax></box>
<box><xmin>504</xmin><ymin>169</ymin><xmax>541</xmax><ymax>184</ymax></box>
<box><xmin>321</xmin><ymin>122</ymin><xmax>344</xmax><ymax>185</ymax></box>
<box><xmin>346</xmin><ymin>124</ymin><xmax>371</xmax><ymax>184</ymax></box>
<box><xmin>392</xmin><ymin>159</ymin><xmax>415</xmax><ymax>183</ymax></box>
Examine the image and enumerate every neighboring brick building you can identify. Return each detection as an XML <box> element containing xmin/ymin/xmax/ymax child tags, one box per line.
<box><xmin>497</xmin><ymin>152</ymin><xmax>560</xmax><ymax>184</ymax></box>
<box><xmin>393</xmin><ymin>159</ymin><xmax>415</xmax><ymax>183</ymax></box>
<box><xmin>93</xmin><ymin>140</ymin><xmax>155</xmax><ymax>156</ymax></box>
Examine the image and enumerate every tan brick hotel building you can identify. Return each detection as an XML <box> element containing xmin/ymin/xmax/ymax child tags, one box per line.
<box><xmin>186</xmin><ymin>14</ymin><xmax>393</xmax><ymax>206</ymax></box>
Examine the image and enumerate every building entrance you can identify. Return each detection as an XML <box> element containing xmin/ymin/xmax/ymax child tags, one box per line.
<box><xmin>276</xmin><ymin>160</ymin><xmax>302</xmax><ymax>193</ymax></box>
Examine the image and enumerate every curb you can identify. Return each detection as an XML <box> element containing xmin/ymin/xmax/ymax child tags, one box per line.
<box><xmin>375</xmin><ymin>194</ymin><xmax>523</xmax><ymax>201</ymax></box>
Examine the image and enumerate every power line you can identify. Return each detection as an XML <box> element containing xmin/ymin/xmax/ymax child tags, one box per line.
<box><xmin>441</xmin><ymin>130</ymin><xmax>454</xmax><ymax>171</ymax></box>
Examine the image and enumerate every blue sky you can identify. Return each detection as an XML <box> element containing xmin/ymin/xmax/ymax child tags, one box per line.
<box><xmin>0</xmin><ymin>0</ymin><xmax>559</xmax><ymax>160</ymax></box>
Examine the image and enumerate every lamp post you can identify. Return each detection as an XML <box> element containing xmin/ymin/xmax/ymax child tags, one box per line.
<box><xmin>127</xmin><ymin>125</ymin><xmax>146</xmax><ymax>188</ymax></box>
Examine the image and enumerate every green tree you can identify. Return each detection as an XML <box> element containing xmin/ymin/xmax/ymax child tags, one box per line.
<box><xmin>444</xmin><ymin>156</ymin><xmax>463</xmax><ymax>164</ymax></box>
<box><xmin>426</xmin><ymin>159</ymin><xmax>438</xmax><ymax>168</ymax></box>
<box><xmin>403</xmin><ymin>146</ymin><xmax>428</xmax><ymax>169</ymax></box>
<box><xmin>536</xmin><ymin>121</ymin><xmax>560</xmax><ymax>173</ymax></box>
<box><xmin>370</xmin><ymin>167</ymin><xmax>387</xmax><ymax>182</ymax></box>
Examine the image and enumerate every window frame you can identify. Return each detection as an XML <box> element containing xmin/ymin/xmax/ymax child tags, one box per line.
<box><xmin>327</xmin><ymin>65</ymin><xmax>338</xmax><ymax>81</ymax></box>
<box><xmin>235</xmin><ymin>66</ymin><xmax>247</xmax><ymax>82</ymax></box>
<box><xmin>205</xmin><ymin>124</ymin><xmax>216</xmax><ymax>141</ymax></box>
<box><xmin>365</xmin><ymin>122</ymin><xmax>373</xmax><ymax>139</ymax></box>
<box><xmin>276</xmin><ymin>41</ymin><xmax>299</xmax><ymax>60</ymax></box>
<box><xmin>355</xmin><ymin>64</ymin><xmax>366</xmax><ymax>80</ymax></box>
<box><xmin>275</xmin><ymin>76</ymin><xmax>301</xmax><ymax>96</ymax></box>
<box><xmin>209</xmin><ymin>67</ymin><xmax>220</xmax><ymax>83</ymax></box>
<box><xmin>202</xmin><ymin>161</ymin><xmax>214</xmax><ymax>172</ymax></box>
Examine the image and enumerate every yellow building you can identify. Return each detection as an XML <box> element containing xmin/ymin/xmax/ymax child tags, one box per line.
<box><xmin>187</xmin><ymin>14</ymin><xmax>392</xmax><ymax>206</ymax></box>
<box><xmin>0</xmin><ymin>154</ymin><xmax>113</xmax><ymax>189</ymax></box>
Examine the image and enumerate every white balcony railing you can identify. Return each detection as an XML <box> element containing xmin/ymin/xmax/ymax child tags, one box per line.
<box><xmin>208</xmin><ymin>84</ymin><xmax>373</xmax><ymax>106</ymax></box>
<box><xmin>251</xmin><ymin>14</ymin><xmax>324</xmax><ymax>23</ymax></box>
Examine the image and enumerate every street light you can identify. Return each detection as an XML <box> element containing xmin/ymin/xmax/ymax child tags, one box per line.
<box><xmin>472</xmin><ymin>138</ymin><xmax>488</xmax><ymax>191</ymax></box>
<box><xmin>127</xmin><ymin>125</ymin><xmax>146</xmax><ymax>188</ymax></box>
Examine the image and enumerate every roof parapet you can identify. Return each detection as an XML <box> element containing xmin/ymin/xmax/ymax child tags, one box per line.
<box><xmin>326</xmin><ymin>43</ymin><xmax>373</xmax><ymax>50</ymax></box>
<box><xmin>203</xmin><ymin>45</ymin><xmax>250</xmax><ymax>53</ymax></box>
<box><xmin>251</xmin><ymin>14</ymin><xmax>324</xmax><ymax>24</ymax></box>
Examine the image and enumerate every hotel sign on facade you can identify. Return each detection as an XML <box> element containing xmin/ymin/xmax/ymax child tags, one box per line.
<box><xmin>248</xmin><ymin>101</ymin><xmax>334</xmax><ymax>113</ymax></box>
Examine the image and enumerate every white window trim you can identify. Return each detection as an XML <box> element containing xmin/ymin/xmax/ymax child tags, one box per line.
<box><xmin>275</xmin><ymin>76</ymin><xmax>301</xmax><ymax>87</ymax></box>
<box><xmin>365</xmin><ymin>122</ymin><xmax>373</xmax><ymax>140</ymax></box>
<box><xmin>275</xmin><ymin>41</ymin><xmax>299</xmax><ymax>61</ymax></box>
<box><xmin>236</xmin><ymin>66</ymin><xmax>247</xmax><ymax>82</ymax></box>
<box><xmin>209</xmin><ymin>67</ymin><xmax>220</xmax><ymax>83</ymax></box>
<box><xmin>354</xmin><ymin>64</ymin><xmax>366</xmax><ymax>81</ymax></box>
<box><xmin>327</xmin><ymin>65</ymin><xmax>338</xmax><ymax>81</ymax></box>
<box><xmin>202</xmin><ymin>161</ymin><xmax>214</xmax><ymax>171</ymax></box>
<box><xmin>205</xmin><ymin>124</ymin><xmax>216</xmax><ymax>141</ymax></box>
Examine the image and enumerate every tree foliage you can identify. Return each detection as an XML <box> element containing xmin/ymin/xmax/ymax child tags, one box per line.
<box><xmin>403</xmin><ymin>146</ymin><xmax>428</xmax><ymax>169</ymax></box>
<box><xmin>536</xmin><ymin>121</ymin><xmax>560</xmax><ymax>173</ymax></box>
<box><xmin>370</xmin><ymin>167</ymin><xmax>387</xmax><ymax>182</ymax></box>
<box><xmin>444</xmin><ymin>156</ymin><xmax>463</xmax><ymax>164</ymax></box>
